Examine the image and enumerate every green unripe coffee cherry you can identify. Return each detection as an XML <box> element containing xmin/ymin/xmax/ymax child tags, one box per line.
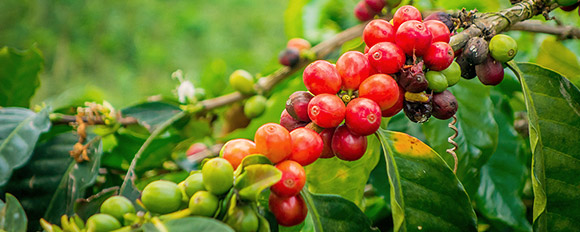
<box><xmin>225</xmin><ymin>205</ymin><xmax>259</xmax><ymax>232</ymax></box>
<box><xmin>86</xmin><ymin>214</ymin><xmax>121</xmax><ymax>232</ymax></box>
<box><xmin>189</xmin><ymin>191</ymin><xmax>219</xmax><ymax>217</ymax></box>
<box><xmin>244</xmin><ymin>95</ymin><xmax>267</xmax><ymax>118</ymax></box>
<box><xmin>425</xmin><ymin>71</ymin><xmax>448</xmax><ymax>93</ymax></box>
<box><xmin>202</xmin><ymin>158</ymin><xmax>234</xmax><ymax>195</ymax></box>
<box><xmin>440</xmin><ymin>61</ymin><xmax>461</xmax><ymax>87</ymax></box>
<box><xmin>489</xmin><ymin>34</ymin><xmax>518</xmax><ymax>63</ymax></box>
<box><xmin>100</xmin><ymin>196</ymin><xmax>135</xmax><ymax>223</ymax></box>
<box><xmin>229</xmin><ymin>69</ymin><xmax>255</xmax><ymax>95</ymax></box>
<box><xmin>182</xmin><ymin>172</ymin><xmax>205</xmax><ymax>198</ymax></box>
<box><xmin>556</xmin><ymin>0</ymin><xmax>579</xmax><ymax>6</ymax></box>
<box><xmin>141</xmin><ymin>180</ymin><xmax>182</xmax><ymax>214</ymax></box>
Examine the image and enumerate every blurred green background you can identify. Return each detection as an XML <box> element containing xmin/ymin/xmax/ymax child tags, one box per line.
<box><xmin>1</xmin><ymin>0</ymin><xmax>579</xmax><ymax>108</ymax></box>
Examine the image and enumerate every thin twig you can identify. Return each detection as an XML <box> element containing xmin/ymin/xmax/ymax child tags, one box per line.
<box><xmin>510</xmin><ymin>20</ymin><xmax>580</xmax><ymax>39</ymax></box>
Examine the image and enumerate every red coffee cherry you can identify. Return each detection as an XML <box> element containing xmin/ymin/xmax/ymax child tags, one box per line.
<box><xmin>280</xmin><ymin>110</ymin><xmax>308</xmax><ymax>132</ymax></box>
<box><xmin>268</xmin><ymin>193</ymin><xmax>308</xmax><ymax>227</ymax></box>
<box><xmin>286</xmin><ymin>91</ymin><xmax>314</xmax><ymax>122</ymax></box>
<box><xmin>363</xmin><ymin>19</ymin><xmax>395</xmax><ymax>47</ymax></box>
<box><xmin>395</xmin><ymin>20</ymin><xmax>433</xmax><ymax>57</ymax></box>
<box><xmin>308</xmin><ymin>94</ymin><xmax>346</xmax><ymax>128</ymax></box>
<box><xmin>270</xmin><ymin>160</ymin><xmax>306</xmax><ymax>197</ymax></box>
<box><xmin>366</xmin><ymin>42</ymin><xmax>405</xmax><ymax>74</ymax></box>
<box><xmin>220</xmin><ymin>139</ymin><xmax>257</xmax><ymax>169</ymax></box>
<box><xmin>287</xmin><ymin>38</ymin><xmax>311</xmax><ymax>51</ymax></box>
<box><xmin>364</xmin><ymin>0</ymin><xmax>385</xmax><ymax>13</ymax></box>
<box><xmin>392</xmin><ymin>5</ymin><xmax>422</xmax><ymax>31</ymax></box>
<box><xmin>331</xmin><ymin>125</ymin><xmax>367</xmax><ymax>161</ymax></box>
<box><xmin>345</xmin><ymin>98</ymin><xmax>382</xmax><ymax>136</ymax></box>
<box><xmin>381</xmin><ymin>85</ymin><xmax>405</xmax><ymax>117</ymax></box>
<box><xmin>336</xmin><ymin>51</ymin><xmax>371</xmax><ymax>91</ymax></box>
<box><xmin>303</xmin><ymin>60</ymin><xmax>342</xmax><ymax>95</ymax></box>
<box><xmin>354</xmin><ymin>1</ymin><xmax>376</xmax><ymax>22</ymax></box>
<box><xmin>423</xmin><ymin>42</ymin><xmax>454</xmax><ymax>71</ymax></box>
<box><xmin>319</xmin><ymin>128</ymin><xmax>336</xmax><ymax>158</ymax></box>
<box><xmin>255</xmin><ymin>123</ymin><xmax>292</xmax><ymax>163</ymax></box>
<box><xmin>424</xmin><ymin>20</ymin><xmax>450</xmax><ymax>43</ymax></box>
<box><xmin>359</xmin><ymin>74</ymin><xmax>400</xmax><ymax>110</ymax></box>
<box><xmin>289</xmin><ymin>128</ymin><xmax>324</xmax><ymax>166</ymax></box>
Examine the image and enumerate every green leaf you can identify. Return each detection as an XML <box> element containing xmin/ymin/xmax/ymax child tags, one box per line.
<box><xmin>536</xmin><ymin>37</ymin><xmax>580</xmax><ymax>86</ymax></box>
<box><xmin>421</xmin><ymin>79</ymin><xmax>499</xmax><ymax>195</ymax></box>
<box><xmin>235</xmin><ymin>164</ymin><xmax>282</xmax><ymax>202</ymax></box>
<box><xmin>142</xmin><ymin>216</ymin><xmax>235</xmax><ymax>232</ymax></box>
<box><xmin>0</xmin><ymin>46</ymin><xmax>44</xmax><ymax>108</ymax></box>
<box><xmin>74</xmin><ymin>187</ymin><xmax>119</xmax><ymax>221</ymax></box>
<box><xmin>301</xmin><ymin>190</ymin><xmax>378</xmax><ymax>232</ymax></box>
<box><xmin>0</xmin><ymin>193</ymin><xmax>27</xmax><ymax>232</ymax></box>
<box><xmin>234</xmin><ymin>154</ymin><xmax>273</xmax><ymax>177</ymax></box>
<box><xmin>121</xmin><ymin>102</ymin><xmax>182</xmax><ymax>133</ymax></box>
<box><xmin>305</xmin><ymin>135</ymin><xmax>380</xmax><ymax>208</ymax></box>
<box><xmin>377</xmin><ymin>129</ymin><xmax>477</xmax><ymax>232</ymax></box>
<box><xmin>474</xmin><ymin>93</ymin><xmax>531</xmax><ymax>232</ymax></box>
<box><xmin>43</xmin><ymin>136</ymin><xmax>103</xmax><ymax>223</ymax></box>
<box><xmin>511</xmin><ymin>62</ymin><xmax>580</xmax><ymax>231</ymax></box>
<box><xmin>0</xmin><ymin>107</ymin><xmax>51</xmax><ymax>186</ymax></box>
<box><xmin>283</xmin><ymin>0</ymin><xmax>308</xmax><ymax>38</ymax></box>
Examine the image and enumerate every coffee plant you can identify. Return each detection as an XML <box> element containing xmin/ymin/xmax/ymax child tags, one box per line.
<box><xmin>1</xmin><ymin>0</ymin><xmax>580</xmax><ymax>231</ymax></box>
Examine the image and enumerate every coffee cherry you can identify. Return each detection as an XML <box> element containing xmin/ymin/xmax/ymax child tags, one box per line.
<box><xmin>229</xmin><ymin>70</ymin><xmax>255</xmax><ymax>95</ymax></box>
<box><xmin>475</xmin><ymin>55</ymin><xmax>504</xmax><ymax>86</ymax></box>
<box><xmin>189</xmin><ymin>191</ymin><xmax>219</xmax><ymax>217</ymax></box>
<box><xmin>366</xmin><ymin>42</ymin><xmax>405</xmax><ymax>74</ymax></box>
<box><xmin>226</xmin><ymin>204</ymin><xmax>259</xmax><ymax>232</ymax></box>
<box><xmin>86</xmin><ymin>214</ymin><xmax>121</xmax><ymax>232</ymax></box>
<box><xmin>381</xmin><ymin>86</ymin><xmax>405</xmax><ymax>117</ymax></box>
<box><xmin>220</xmin><ymin>139</ymin><xmax>257</xmax><ymax>169</ymax></box>
<box><xmin>141</xmin><ymin>180</ymin><xmax>182</xmax><ymax>214</ymax></box>
<box><xmin>392</xmin><ymin>5</ymin><xmax>422</xmax><ymax>31</ymax></box>
<box><xmin>332</xmin><ymin>125</ymin><xmax>367</xmax><ymax>161</ymax></box>
<box><xmin>398</xmin><ymin>61</ymin><xmax>429</xmax><ymax>93</ymax></box>
<box><xmin>354</xmin><ymin>1</ymin><xmax>376</xmax><ymax>21</ymax></box>
<box><xmin>280</xmin><ymin>110</ymin><xmax>308</xmax><ymax>131</ymax></box>
<box><xmin>303</xmin><ymin>60</ymin><xmax>342</xmax><ymax>95</ymax></box>
<box><xmin>289</xmin><ymin>128</ymin><xmax>323</xmax><ymax>166</ymax></box>
<box><xmin>279</xmin><ymin>48</ymin><xmax>301</xmax><ymax>67</ymax></box>
<box><xmin>202</xmin><ymin>158</ymin><xmax>234</xmax><ymax>195</ymax></box>
<box><xmin>244</xmin><ymin>95</ymin><xmax>267</xmax><ymax>119</ymax></box>
<box><xmin>432</xmin><ymin>90</ymin><xmax>458</xmax><ymax>120</ymax></box>
<box><xmin>186</xmin><ymin>143</ymin><xmax>207</xmax><ymax>157</ymax></box>
<box><xmin>557</xmin><ymin>0</ymin><xmax>579</xmax><ymax>6</ymax></box>
<box><xmin>424</xmin><ymin>20</ymin><xmax>451</xmax><ymax>43</ymax></box>
<box><xmin>440</xmin><ymin>61</ymin><xmax>461</xmax><ymax>87</ymax></box>
<box><xmin>271</xmin><ymin>160</ymin><xmax>306</xmax><ymax>197</ymax></box>
<box><xmin>287</xmin><ymin>38</ymin><xmax>311</xmax><ymax>51</ymax></box>
<box><xmin>359</xmin><ymin>74</ymin><xmax>400</xmax><ymax>110</ymax></box>
<box><xmin>363</xmin><ymin>19</ymin><xmax>395</xmax><ymax>47</ymax></box>
<box><xmin>404</xmin><ymin>91</ymin><xmax>430</xmax><ymax>103</ymax></box>
<box><xmin>403</xmin><ymin>99</ymin><xmax>433</xmax><ymax>123</ymax></box>
<box><xmin>395</xmin><ymin>20</ymin><xmax>433</xmax><ymax>57</ymax></box>
<box><xmin>489</xmin><ymin>34</ymin><xmax>518</xmax><ymax>63</ymax></box>
<box><xmin>319</xmin><ymin>128</ymin><xmax>336</xmax><ymax>158</ymax></box>
<box><xmin>424</xmin><ymin>12</ymin><xmax>455</xmax><ymax>32</ymax></box>
<box><xmin>269</xmin><ymin>193</ymin><xmax>308</xmax><ymax>227</ymax></box>
<box><xmin>560</xmin><ymin>1</ymin><xmax>580</xmax><ymax>11</ymax></box>
<box><xmin>345</xmin><ymin>98</ymin><xmax>382</xmax><ymax>136</ymax></box>
<box><xmin>364</xmin><ymin>0</ymin><xmax>385</xmax><ymax>13</ymax></box>
<box><xmin>456</xmin><ymin>53</ymin><xmax>477</xmax><ymax>79</ymax></box>
<box><xmin>308</xmin><ymin>94</ymin><xmax>346</xmax><ymax>128</ymax></box>
<box><xmin>286</xmin><ymin>91</ymin><xmax>314</xmax><ymax>122</ymax></box>
<box><xmin>100</xmin><ymin>196</ymin><xmax>135</xmax><ymax>223</ymax></box>
<box><xmin>424</xmin><ymin>42</ymin><xmax>454</xmax><ymax>71</ymax></box>
<box><xmin>336</xmin><ymin>51</ymin><xmax>370</xmax><ymax>91</ymax></box>
<box><xmin>463</xmin><ymin>37</ymin><xmax>488</xmax><ymax>65</ymax></box>
<box><xmin>255</xmin><ymin>123</ymin><xmax>292</xmax><ymax>163</ymax></box>
<box><xmin>425</xmin><ymin>71</ymin><xmax>448</xmax><ymax>93</ymax></box>
<box><xmin>182</xmin><ymin>172</ymin><xmax>205</xmax><ymax>198</ymax></box>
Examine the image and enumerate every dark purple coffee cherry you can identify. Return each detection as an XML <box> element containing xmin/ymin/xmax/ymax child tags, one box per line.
<box><xmin>456</xmin><ymin>53</ymin><xmax>477</xmax><ymax>79</ymax></box>
<box><xmin>286</xmin><ymin>91</ymin><xmax>314</xmax><ymax>122</ymax></box>
<box><xmin>462</xmin><ymin>37</ymin><xmax>488</xmax><ymax>65</ymax></box>
<box><xmin>279</xmin><ymin>48</ymin><xmax>301</xmax><ymax>67</ymax></box>
<box><xmin>424</xmin><ymin>12</ymin><xmax>455</xmax><ymax>32</ymax></box>
<box><xmin>403</xmin><ymin>99</ymin><xmax>433</xmax><ymax>123</ymax></box>
<box><xmin>475</xmin><ymin>55</ymin><xmax>504</xmax><ymax>86</ymax></box>
<box><xmin>398</xmin><ymin>61</ymin><xmax>429</xmax><ymax>93</ymax></box>
<box><xmin>280</xmin><ymin>110</ymin><xmax>308</xmax><ymax>131</ymax></box>
<box><xmin>432</xmin><ymin>90</ymin><xmax>458</xmax><ymax>120</ymax></box>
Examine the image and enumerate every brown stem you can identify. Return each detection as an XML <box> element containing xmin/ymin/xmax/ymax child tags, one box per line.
<box><xmin>510</xmin><ymin>20</ymin><xmax>580</xmax><ymax>39</ymax></box>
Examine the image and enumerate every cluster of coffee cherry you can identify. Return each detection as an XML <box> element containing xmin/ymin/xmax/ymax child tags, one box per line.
<box><xmin>354</xmin><ymin>0</ymin><xmax>401</xmax><ymax>21</ymax></box>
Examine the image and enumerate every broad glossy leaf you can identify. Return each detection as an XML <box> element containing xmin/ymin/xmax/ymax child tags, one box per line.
<box><xmin>235</xmin><ymin>165</ymin><xmax>282</xmax><ymax>202</ymax></box>
<box><xmin>283</xmin><ymin>0</ymin><xmax>308</xmax><ymax>38</ymax></box>
<box><xmin>0</xmin><ymin>46</ymin><xmax>43</xmax><ymax>108</ymax></box>
<box><xmin>142</xmin><ymin>216</ymin><xmax>235</xmax><ymax>232</ymax></box>
<box><xmin>377</xmin><ymin>129</ymin><xmax>477</xmax><ymax>232</ymax></box>
<box><xmin>536</xmin><ymin>37</ymin><xmax>580</xmax><ymax>86</ymax></box>
<box><xmin>305</xmin><ymin>135</ymin><xmax>380</xmax><ymax>207</ymax></box>
<box><xmin>301</xmin><ymin>190</ymin><xmax>378</xmax><ymax>232</ymax></box>
<box><xmin>421</xmin><ymin>79</ymin><xmax>499</xmax><ymax>195</ymax></box>
<box><xmin>43</xmin><ymin>136</ymin><xmax>103</xmax><ymax>223</ymax></box>
<box><xmin>514</xmin><ymin>63</ymin><xmax>580</xmax><ymax>231</ymax></box>
<box><xmin>0</xmin><ymin>107</ymin><xmax>51</xmax><ymax>186</ymax></box>
<box><xmin>0</xmin><ymin>193</ymin><xmax>27</xmax><ymax>232</ymax></box>
<box><xmin>475</xmin><ymin>93</ymin><xmax>531</xmax><ymax>231</ymax></box>
<box><xmin>74</xmin><ymin>187</ymin><xmax>118</xmax><ymax>221</ymax></box>
<box><xmin>121</xmin><ymin>102</ymin><xmax>182</xmax><ymax>133</ymax></box>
